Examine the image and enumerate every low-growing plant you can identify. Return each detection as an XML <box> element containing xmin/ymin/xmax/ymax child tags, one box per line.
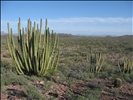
<box><xmin>82</xmin><ymin>88</ymin><xmax>101</xmax><ymax>100</ymax></box>
<box><xmin>42</xmin><ymin>81</ymin><xmax>54</xmax><ymax>91</ymax></box>
<box><xmin>102</xmin><ymin>62</ymin><xmax>115</xmax><ymax>73</ymax></box>
<box><xmin>1</xmin><ymin>71</ymin><xmax>17</xmax><ymax>85</ymax></box>
<box><xmin>24</xmin><ymin>85</ymin><xmax>42</xmax><ymax>100</ymax></box>
<box><xmin>65</xmin><ymin>90</ymin><xmax>75</xmax><ymax>99</ymax></box>
<box><xmin>1</xmin><ymin>71</ymin><xmax>29</xmax><ymax>86</ymax></box>
<box><xmin>112</xmin><ymin>90</ymin><xmax>120</xmax><ymax>96</ymax></box>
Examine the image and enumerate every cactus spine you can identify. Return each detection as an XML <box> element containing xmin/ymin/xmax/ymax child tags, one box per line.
<box><xmin>118</xmin><ymin>58</ymin><xmax>133</xmax><ymax>73</ymax></box>
<box><xmin>7</xmin><ymin>18</ymin><xmax>59</xmax><ymax>76</ymax></box>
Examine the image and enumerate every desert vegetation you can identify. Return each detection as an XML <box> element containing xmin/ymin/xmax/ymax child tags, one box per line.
<box><xmin>1</xmin><ymin>18</ymin><xmax>133</xmax><ymax>100</ymax></box>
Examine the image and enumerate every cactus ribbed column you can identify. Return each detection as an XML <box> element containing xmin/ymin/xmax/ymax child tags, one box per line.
<box><xmin>118</xmin><ymin>58</ymin><xmax>133</xmax><ymax>73</ymax></box>
<box><xmin>6</xmin><ymin>18</ymin><xmax>59</xmax><ymax>76</ymax></box>
<box><xmin>87</xmin><ymin>50</ymin><xmax>104</xmax><ymax>73</ymax></box>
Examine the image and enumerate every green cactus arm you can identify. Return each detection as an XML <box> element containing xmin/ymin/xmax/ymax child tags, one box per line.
<box><xmin>6</xmin><ymin>23</ymin><xmax>13</xmax><ymax>58</ymax></box>
<box><xmin>44</xmin><ymin>35</ymin><xmax>59</xmax><ymax>74</ymax></box>
<box><xmin>123</xmin><ymin>60</ymin><xmax>127</xmax><ymax>73</ymax></box>
<box><xmin>21</xmin><ymin>28</ymin><xmax>30</xmax><ymax>72</ymax></box>
<box><xmin>39</xmin><ymin>19</ymin><xmax>42</xmax><ymax>49</ymax></box>
<box><xmin>42</xmin><ymin>31</ymin><xmax>50</xmax><ymax>74</ymax></box>
<box><xmin>9</xmin><ymin>28</ymin><xmax>24</xmax><ymax>74</ymax></box>
<box><xmin>39</xmin><ymin>29</ymin><xmax>49</xmax><ymax>74</ymax></box>
<box><xmin>97</xmin><ymin>56</ymin><xmax>104</xmax><ymax>73</ymax></box>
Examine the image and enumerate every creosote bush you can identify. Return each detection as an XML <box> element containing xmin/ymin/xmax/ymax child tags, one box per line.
<box><xmin>7</xmin><ymin>18</ymin><xmax>59</xmax><ymax>76</ymax></box>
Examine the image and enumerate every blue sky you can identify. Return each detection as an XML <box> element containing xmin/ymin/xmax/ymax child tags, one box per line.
<box><xmin>1</xmin><ymin>1</ymin><xmax>133</xmax><ymax>36</ymax></box>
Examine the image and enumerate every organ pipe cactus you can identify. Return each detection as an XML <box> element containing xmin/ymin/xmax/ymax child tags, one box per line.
<box><xmin>6</xmin><ymin>18</ymin><xmax>59</xmax><ymax>76</ymax></box>
<box><xmin>87</xmin><ymin>51</ymin><xmax>104</xmax><ymax>73</ymax></box>
<box><xmin>118</xmin><ymin>58</ymin><xmax>133</xmax><ymax>73</ymax></box>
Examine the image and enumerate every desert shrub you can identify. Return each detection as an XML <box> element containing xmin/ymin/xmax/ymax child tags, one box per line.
<box><xmin>58</xmin><ymin>65</ymin><xmax>72</xmax><ymax>77</ymax></box>
<box><xmin>96</xmin><ymin>71</ymin><xmax>110</xmax><ymax>79</ymax></box>
<box><xmin>1</xmin><ymin>71</ymin><xmax>16</xmax><ymax>85</ymax></box>
<box><xmin>65</xmin><ymin>90</ymin><xmax>75</xmax><ymax>99</ymax></box>
<box><xmin>76</xmin><ymin>95</ymin><xmax>88</xmax><ymax>100</ymax></box>
<box><xmin>83</xmin><ymin>88</ymin><xmax>101</xmax><ymax>100</ymax></box>
<box><xmin>111</xmin><ymin>73</ymin><xmax>125</xmax><ymax>82</ymax></box>
<box><xmin>12</xmin><ymin>76</ymin><xmax>29</xmax><ymax>85</ymax></box>
<box><xmin>1</xmin><ymin>70</ymin><xmax>28</xmax><ymax>86</ymax></box>
<box><xmin>112</xmin><ymin>90</ymin><xmax>120</xmax><ymax>96</ymax></box>
<box><xmin>128</xmin><ymin>72</ymin><xmax>133</xmax><ymax>82</ymax></box>
<box><xmin>67</xmin><ymin>77</ymin><xmax>76</xmax><ymax>86</ymax></box>
<box><xmin>24</xmin><ymin>85</ymin><xmax>42</xmax><ymax>100</ymax></box>
<box><xmin>1</xmin><ymin>59</ymin><xmax>16</xmax><ymax>74</ymax></box>
<box><xmin>122</xmin><ymin>72</ymin><xmax>133</xmax><ymax>83</ymax></box>
<box><xmin>51</xmin><ymin>70</ymin><xmax>66</xmax><ymax>83</ymax></box>
<box><xmin>111</xmin><ymin>72</ymin><xmax>133</xmax><ymax>83</ymax></box>
<box><xmin>102</xmin><ymin>62</ymin><xmax>115</xmax><ymax>73</ymax></box>
<box><xmin>1</xmin><ymin>60</ymin><xmax>10</xmax><ymax>72</ymax></box>
<box><xmin>24</xmin><ymin>75</ymin><xmax>41</xmax><ymax>82</ymax></box>
<box><xmin>42</xmin><ymin>81</ymin><xmax>54</xmax><ymax>91</ymax></box>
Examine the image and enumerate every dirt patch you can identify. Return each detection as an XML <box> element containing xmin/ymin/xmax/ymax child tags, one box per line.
<box><xmin>2</xmin><ymin>84</ymin><xmax>26</xmax><ymax>100</ymax></box>
<box><xmin>1</xmin><ymin>79</ymin><xmax>133</xmax><ymax>100</ymax></box>
<box><xmin>101</xmin><ymin>81</ymin><xmax>133</xmax><ymax>100</ymax></box>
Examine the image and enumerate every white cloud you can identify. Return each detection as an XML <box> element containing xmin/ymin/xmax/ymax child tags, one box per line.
<box><xmin>48</xmin><ymin>17</ymin><xmax>132</xmax><ymax>23</ymax></box>
<box><xmin>1</xmin><ymin>17</ymin><xmax>132</xmax><ymax>36</ymax></box>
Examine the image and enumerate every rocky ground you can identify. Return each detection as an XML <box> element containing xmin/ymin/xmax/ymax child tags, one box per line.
<box><xmin>1</xmin><ymin>78</ymin><xmax>133</xmax><ymax>100</ymax></box>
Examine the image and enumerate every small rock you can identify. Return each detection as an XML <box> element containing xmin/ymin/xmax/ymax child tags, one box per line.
<box><xmin>39</xmin><ymin>81</ymin><xmax>44</xmax><ymax>85</ymax></box>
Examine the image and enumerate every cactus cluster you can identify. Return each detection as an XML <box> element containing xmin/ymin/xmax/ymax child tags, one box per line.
<box><xmin>87</xmin><ymin>50</ymin><xmax>104</xmax><ymax>73</ymax></box>
<box><xmin>6</xmin><ymin>18</ymin><xmax>59</xmax><ymax>76</ymax></box>
<box><xmin>118</xmin><ymin>58</ymin><xmax>133</xmax><ymax>73</ymax></box>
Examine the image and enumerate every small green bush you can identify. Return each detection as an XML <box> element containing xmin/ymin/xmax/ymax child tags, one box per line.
<box><xmin>42</xmin><ymin>81</ymin><xmax>53</xmax><ymax>91</ymax></box>
<box><xmin>2</xmin><ymin>71</ymin><xmax>28</xmax><ymax>86</ymax></box>
<box><xmin>83</xmin><ymin>88</ymin><xmax>101</xmax><ymax>100</ymax></box>
<box><xmin>2</xmin><ymin>71</ymin><xmax>16</xmax><ymax>85</ymax></box>
<box><xmin>24</xmin><ymin>85</ymin><xmax>42</xmax><ymax>100</ymax></box>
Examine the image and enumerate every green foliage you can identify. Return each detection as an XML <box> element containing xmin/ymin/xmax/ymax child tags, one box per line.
<box><xmin>42</xmin><ymin>81</ymin><xmax>54</xmax><ymax>91</ymax></box>
<box><xmin>24</xmin><ymin>85</ymin><xmax>42</xmax><ymax>100</ymax></box>
<box><xmin>6</xmin><ymin>18</ymin><xmax>59</xmax><ymax>76</ymax></box>
<box><xmin>102</xmin><ymin>62</ymin><xmax>115</xmax><ymax>73</ymax></box>
<box><xmin>83</xmin><ymin>88</ymin><xmax>101</xmax><ymax>100</ymax></box>
<box><xmin>111</xmin><ymin>72</ymin><xmax>133</xmax><ymax>83</ymax></box>
<box><xmin>112</xmin><ymin>90</ymin><xmax>119</xmax><ymax>96</ymax></box>
<box><xmin>65</xmin><ymin>90</ymin><xmax>75</xmax><ymax>99</ymax></box>
<box><xmin>1</xmin><ymin>71</ymin><xmax>16</xmax><ymax>85</ymax></box>
<box><xmin>1</xmin><ymin>71</ymin><xmax>29</xmax><ymax>86</ymax></box>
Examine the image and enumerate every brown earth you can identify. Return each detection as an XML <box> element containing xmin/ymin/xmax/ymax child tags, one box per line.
<box><xmin>1</xmin><ymin>78</ymin><xmax>133</xmax><ymax>100</ymax></box>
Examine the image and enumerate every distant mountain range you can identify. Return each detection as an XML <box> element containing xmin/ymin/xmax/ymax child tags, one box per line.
<box><xmin>1</xmin><ymin>31</ymin><xmax>133</xmax><ymax>38</ymax></box>
<box><xmin>1</xmin><ymin>31</ymin><xmax>7</xmax><ymax>35</ymax></box>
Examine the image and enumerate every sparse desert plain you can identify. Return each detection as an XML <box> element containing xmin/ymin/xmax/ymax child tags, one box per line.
<box><xmin>1</xmin><ymin>33</ymin><xmax>133</xmax><ymax>100</ymax></box>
